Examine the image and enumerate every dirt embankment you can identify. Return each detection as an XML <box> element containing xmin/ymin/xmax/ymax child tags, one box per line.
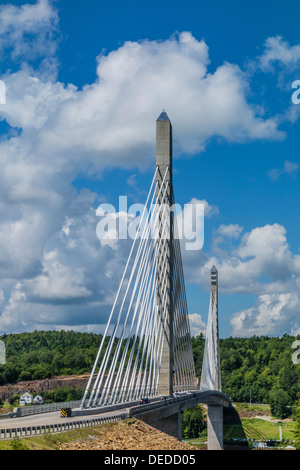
<box><xmin>59</xmin><ymin>419</ymin><xmax>200</xmax><ymax>451</ymax></box>
<box><xmin>0</xmin><ymin>374</ymin><xmax>93</xmax><ymax>401</ymax></box>
<box><xmin>239</xmin><ymin>410</ymin><xmax>270</xmax><ymax>418</ymax></box>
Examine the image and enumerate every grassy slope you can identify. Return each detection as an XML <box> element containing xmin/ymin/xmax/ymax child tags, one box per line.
<box><xmin>0</xmin><ymin>422</ymin><xmax>120</xmax><ymax>450</ymax></box>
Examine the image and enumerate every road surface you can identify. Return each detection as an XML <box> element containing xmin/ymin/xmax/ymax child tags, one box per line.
<box><xmin>0</xmin><ymin>407</ymin><xmax>130</xmax><ymax>429</ymax></box>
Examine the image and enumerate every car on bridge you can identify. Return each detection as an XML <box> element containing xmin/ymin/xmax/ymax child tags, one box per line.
<box><xmin>159</xmin><ymin>395</ymin><xmax>169</xmax><ymax>401</ymax></box>
<box><xmin>139</xmin><ymin>398</ymin><xmax>150</xmax><ymax>404</ymax></box>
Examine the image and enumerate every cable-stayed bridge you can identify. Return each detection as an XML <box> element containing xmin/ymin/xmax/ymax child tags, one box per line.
<box><xmin>0</xmin><ymin>111</ymin><xmax>230</xmax><ymax>450</ymax></box>
<box><xmin>79</xmin><ymin>111</ymin><xmax>231</xmax><ymax>450</ymax></box>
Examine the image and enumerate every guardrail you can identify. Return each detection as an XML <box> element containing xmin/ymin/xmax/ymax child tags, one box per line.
<box><xmin>129</xmin><ymin>393</ymin><xmax>196</xmax><ymax>417</ymax></box>
<box><xmin>129</xmin><ymin>390</ymin><xmax>231</xmax><ymax>416</ymax></box>
<box><xmin>0</xmin><ymin>412</ymin><xmax>16</xmax><ymax>420</ymax></box>
<box><xmin>0</xmin><ymin>413</ymin><xmax>128</xmax><ymax>440</ymax></box>
<box><xmin>14</xmin><ymin>400</ymin><xmax>82</xmax><ymax>417</ymax></box>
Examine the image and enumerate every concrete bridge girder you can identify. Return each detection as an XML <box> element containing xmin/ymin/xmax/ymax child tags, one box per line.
<box><xmin>132</xmin><ymin>391</ymin><xmax>231</xmax><ymax>449</ymax></box>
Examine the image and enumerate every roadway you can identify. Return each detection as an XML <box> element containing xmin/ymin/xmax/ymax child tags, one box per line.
<box><xmin>0</xmin><ymin>407</ymin><xmax>130</xmax><ymax>429</ymax></box>
<box><xmin>0</xmin><ymin>391</ymin><xmax>231</xmax><ymax>430</ymax></box>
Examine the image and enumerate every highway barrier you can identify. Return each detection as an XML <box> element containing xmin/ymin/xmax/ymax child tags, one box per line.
<box><xmin>14</xmin><ymin>400</ymin><xmax>82</xmax><ymax>417</ymax></box>
<box><xmin>0</xmin><ymin>413</ymin><xmax>128</xmax><ymax>440</ymax></box>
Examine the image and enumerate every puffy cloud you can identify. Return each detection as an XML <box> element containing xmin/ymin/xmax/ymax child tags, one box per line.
<box><xmin>25</xmin><ymin>250</ymin><xmax>92</xmax><ymax>302</ymax></box>
<box><xmin>251</xmin><ymin>36</ymin><xmax>300</xmax><ymax>124</ymax></box>
<box><xmin>37</xmin><ymin>32</ymin><xmax>284</xmax><ymax>163</ymax></box>
<box><xmin>188</xmin><ymin>313</ymin><xmax>207</xmax><ymax>337</ymax></box>
<box><xmin>258</xmin><ymin>36</ymin><xmax>300</xmax><ymax>72</ymax></box>
<box><xmin>0</xmin><ymin>0</ymin><xmax>59</xmax><ymax>62</ymax></box>
<box><xmin>215</xmin><ymin>224</ymin><xmax>244</xmax><ymax>240</ymax></box>
<box><xmin>0</xmin><ymin>200</ymin><xmax>133</xmax><ymax>332</ymax></box>
<box><xmin>184</xmin><ymin>222</ymin><xmax>300</xmax><ymax>336</ymax></box>
<box><xmin>1</xmin><ymin>32</ymin><xmax>285</xmax><ymax>171</ymax></box>
<box><xmin>0</xmin><ymin>2</ymin><xmax>292</xmax><ymax>334</ymax></box>
<box><xmin>231</xmin><ymin>292</ymin><xmax>300</xmax><ymax>337</ymax></box>
<box><xmin>200</xmin><ymin>224</ymin><xmax>299</xmax><ymax>292</ymax></box>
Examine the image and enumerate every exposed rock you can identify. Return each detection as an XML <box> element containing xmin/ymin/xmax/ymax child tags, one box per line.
<box><xmin>0</xmin><ymin>374</ymin><xmax>94</xmax><ymax>401</ymax></box>
<box><xmin>59</xmin><ymin>419</ymin><xmax>200</xmax><ymax>451</ymax></box>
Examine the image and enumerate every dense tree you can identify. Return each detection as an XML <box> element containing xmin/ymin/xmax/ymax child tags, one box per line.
<box><xmin>293</xmin><ymin>400</ymin><xmax>300</xmax><ymax>450</ymax></box>
<box><xmin>182</xmin><ymin>405</ymin><xmax>206</xmax><ymax>439</ymax></box>
<box><xmin>0</xmin><ymin>331</ymin><xmax>300</xmax><ymax>410</ymax></box>
<box><xmin>269</xmin><ymin>389</ymin><xmax>292</xmax><ymax>419</ymax></box>
<box><xmin>192</xmin><ymin>333</ymin><xmax>300</xmax><ymax>406</ymax></box>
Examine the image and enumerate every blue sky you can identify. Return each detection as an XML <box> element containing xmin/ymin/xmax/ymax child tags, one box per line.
<box><xmin>0</xmin><ymin>0</ymin><xmax>300</xmax><ymax>338</ymax></box>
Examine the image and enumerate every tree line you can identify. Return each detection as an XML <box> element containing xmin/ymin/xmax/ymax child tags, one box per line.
<box><xmin>194</xmin><ymin>333</ymin><xmax>300</xmax><ymax>407</ymax></box>
<box><xmin>0</xmin><ymin>330</ymin><xmax>299</xmax><ymax>409</ymax></box>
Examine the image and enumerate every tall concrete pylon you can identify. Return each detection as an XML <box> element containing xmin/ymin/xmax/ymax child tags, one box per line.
<box><xmin>156</xmin><ymin>109</ymin><xmax>174</xmax><ymax>396</ymax></box>
<box><xmin>200</xmin><ymin>265</ymin><xmax>221</xmax><ymax>392</ymax></box>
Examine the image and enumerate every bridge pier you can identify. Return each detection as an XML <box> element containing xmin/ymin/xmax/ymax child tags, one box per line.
<box><xmin>207</xmin><ymin>404</ymin><xmax>223</xmax><ymax>450</ymax></box>
<box><xmin>141</xmin><ymin>411</ymin><xmax>182</xmax><ymax>441</ymax></box>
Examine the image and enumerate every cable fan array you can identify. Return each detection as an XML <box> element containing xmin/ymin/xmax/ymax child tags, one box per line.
<box><xmin>81</xmin><ymin>166</ymin><xmax>197</xmax><ymax>408</ymax></box>
<box><xmin>200</xmin><ymin>293</ymin><xmax>221</xmax><ymax>392</ymax></box>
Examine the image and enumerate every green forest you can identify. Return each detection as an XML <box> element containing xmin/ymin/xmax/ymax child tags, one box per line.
<box><xmin>0</xmin><ymin>330</ymin><xmax>300</xmax><ymax>409</ymax></box>
<box><xmin>193</xmin><ymin>334</ymin><xmax>300</xmax><ymax>406</ymax></box>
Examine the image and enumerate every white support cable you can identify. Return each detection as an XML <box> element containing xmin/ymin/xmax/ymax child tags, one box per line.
<box><xmin>138</xmin><ymin>278</ymin><xmax>159</xmax><ymax>397</ymax></box>
<box><xmin>92</xmin><ymin>169</ymin><xmax>170</xmax><ymax>406</ymax></box>
<box><xmin>120</xmin><ymin>251</ymin><xmax>158</xmax><ymax>402</ymax></box>
<box><xmin>151</xmin><ymin>252</ymin><xmax>172</xmax><ymax>397</ymax></box>
<box><xmin>110</xmin><ymin>233</ymin><xmax>157</xmax><ymax>403</ymax></box>
<box><xmin>154</xmin><ymin>283</ymin><xmax>170</xmax><ymax>395</ymax></box>
<box><xmin>130</xmin><ymin>240</ymin><xmax>169</xmax><ymax>400</ymax></box>
<box><xmin>102</xmin><ymin>223</ymin><xmax>158</xmax><ymax>404</ymax></box>
<box><xmin>123</xmin><ymin>254</ymin><xmax>158</xmax><ymax>401</ymax></box>
<box><xmin>171</xmin><ymin>208</ymin><xmax>197</xmax><ymax>391</ymax></box>
<box><xmin>172</xmin><ymin>247</ymin><xmax>185</xmax><ymax>383</ymax></box>
<box><xmin>124</xmin><ymin>231</ymin><xmax>168</xmax><ymax>402</ymax></box>
<box><xmin>121</xmin><ymin>181</ymin><xmax>171</xmax><ymax>402</ymax></box>
<box><xmin>169</xmin><ymin>212</ymin><xmax>184</xmax><ymax>388</ymax></box>
<box><xmin>132</xmin><ymin>229</ymin><xmax>170</xmax><ymax>399</ymax></box>
<box><xmin>120</xmin><ymin>211</ymin><xmax>171</xmax><ymax>402</ymax></box>
<box><xmin>82</xmin><ymin>163</ymin><xmax>198</xmax><ymax>408</ymax></box>
<box><xmin>116</xmin><ymin>190</ymin><xmax>171</xmax><ymax>400</ymax></box>
<box><xmin>101</xmin><ymin>173</ymin><xmax>171</xmax><ymax>405</ymax></box>
<box><xmin>82</xmin><ymin>168</ymin><xmax>158</xmax><ymax>408</ymax></box>
<box><xmin>145</xmin><ymin>212</ymin><xmax>171</xmax><ymax>396</ymax></box>
<box><xmin>124</xmin><ymin>239</ymin><xmax>168</xmax><ymax>395</ymax></box>
<box><xmin>140</xmin><ymin>244</ymin><xmax>169</xmax><ymax>397</ymax></box>
<box><xmin>91</xmin><ymin>167</ymin><xmax>170</xmax><ymax>406</ymax></box>
<box><xmin>174</xmin><ymin>264</ymin><xmax>196</xmax><ymax>389</ymax></box>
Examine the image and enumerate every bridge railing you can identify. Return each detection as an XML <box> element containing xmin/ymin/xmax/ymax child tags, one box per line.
<box><xmin>129</xmin><ymin>392</ymin><xmax>200</xmax><ymax>417</ymax></box>
<box><xmin>0</xmin><ymin>413</ymin><xmax>128</xmax><ymax>441</ymax></box>
<box><xmin>13</xmin><ymin>400</ymin><xmax>82</xmax><ymax>418</ymax></box>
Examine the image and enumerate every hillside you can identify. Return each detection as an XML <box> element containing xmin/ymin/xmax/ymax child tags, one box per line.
<box><xmin>0</xmin><ymin>419</ymin><xmax>200</xmax><ymax>451</ymax></box>
<box><xmin>59</xmin><ymin>419</ymin><xmax>199</xmax><ymax>451</ymax></box>
<box><xmin>1</xmin><ymin>330</ymin><xmax>300</xmax><ymax>406</ymax></box>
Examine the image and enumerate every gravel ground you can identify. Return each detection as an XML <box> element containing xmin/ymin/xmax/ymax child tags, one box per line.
<box><xmin>59</xmin><ymin>420</ymin><xmax>199</xmax><ymax>451</ymax></box>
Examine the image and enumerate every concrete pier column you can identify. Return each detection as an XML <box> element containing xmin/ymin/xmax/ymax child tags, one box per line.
<box><xmin>207</xmin><ymin>404</ymin><xmax>223</xmax><ymax>450</ymax></box>
<box><xmin>145</xmin><ymin>411</ymin><xmax>181</xmax><ymax>439</ymax></box>
<box><xmin>156</xmin><ymin>110</ymin><xmax>174</xmax><ymax>397</ymax></box>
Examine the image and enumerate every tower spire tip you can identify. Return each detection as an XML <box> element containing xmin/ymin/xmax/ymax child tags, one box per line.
<box><xmin>157</xmin><ymin>109</ymin><xmax>170</xmax><ymax>122</ymax></box>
